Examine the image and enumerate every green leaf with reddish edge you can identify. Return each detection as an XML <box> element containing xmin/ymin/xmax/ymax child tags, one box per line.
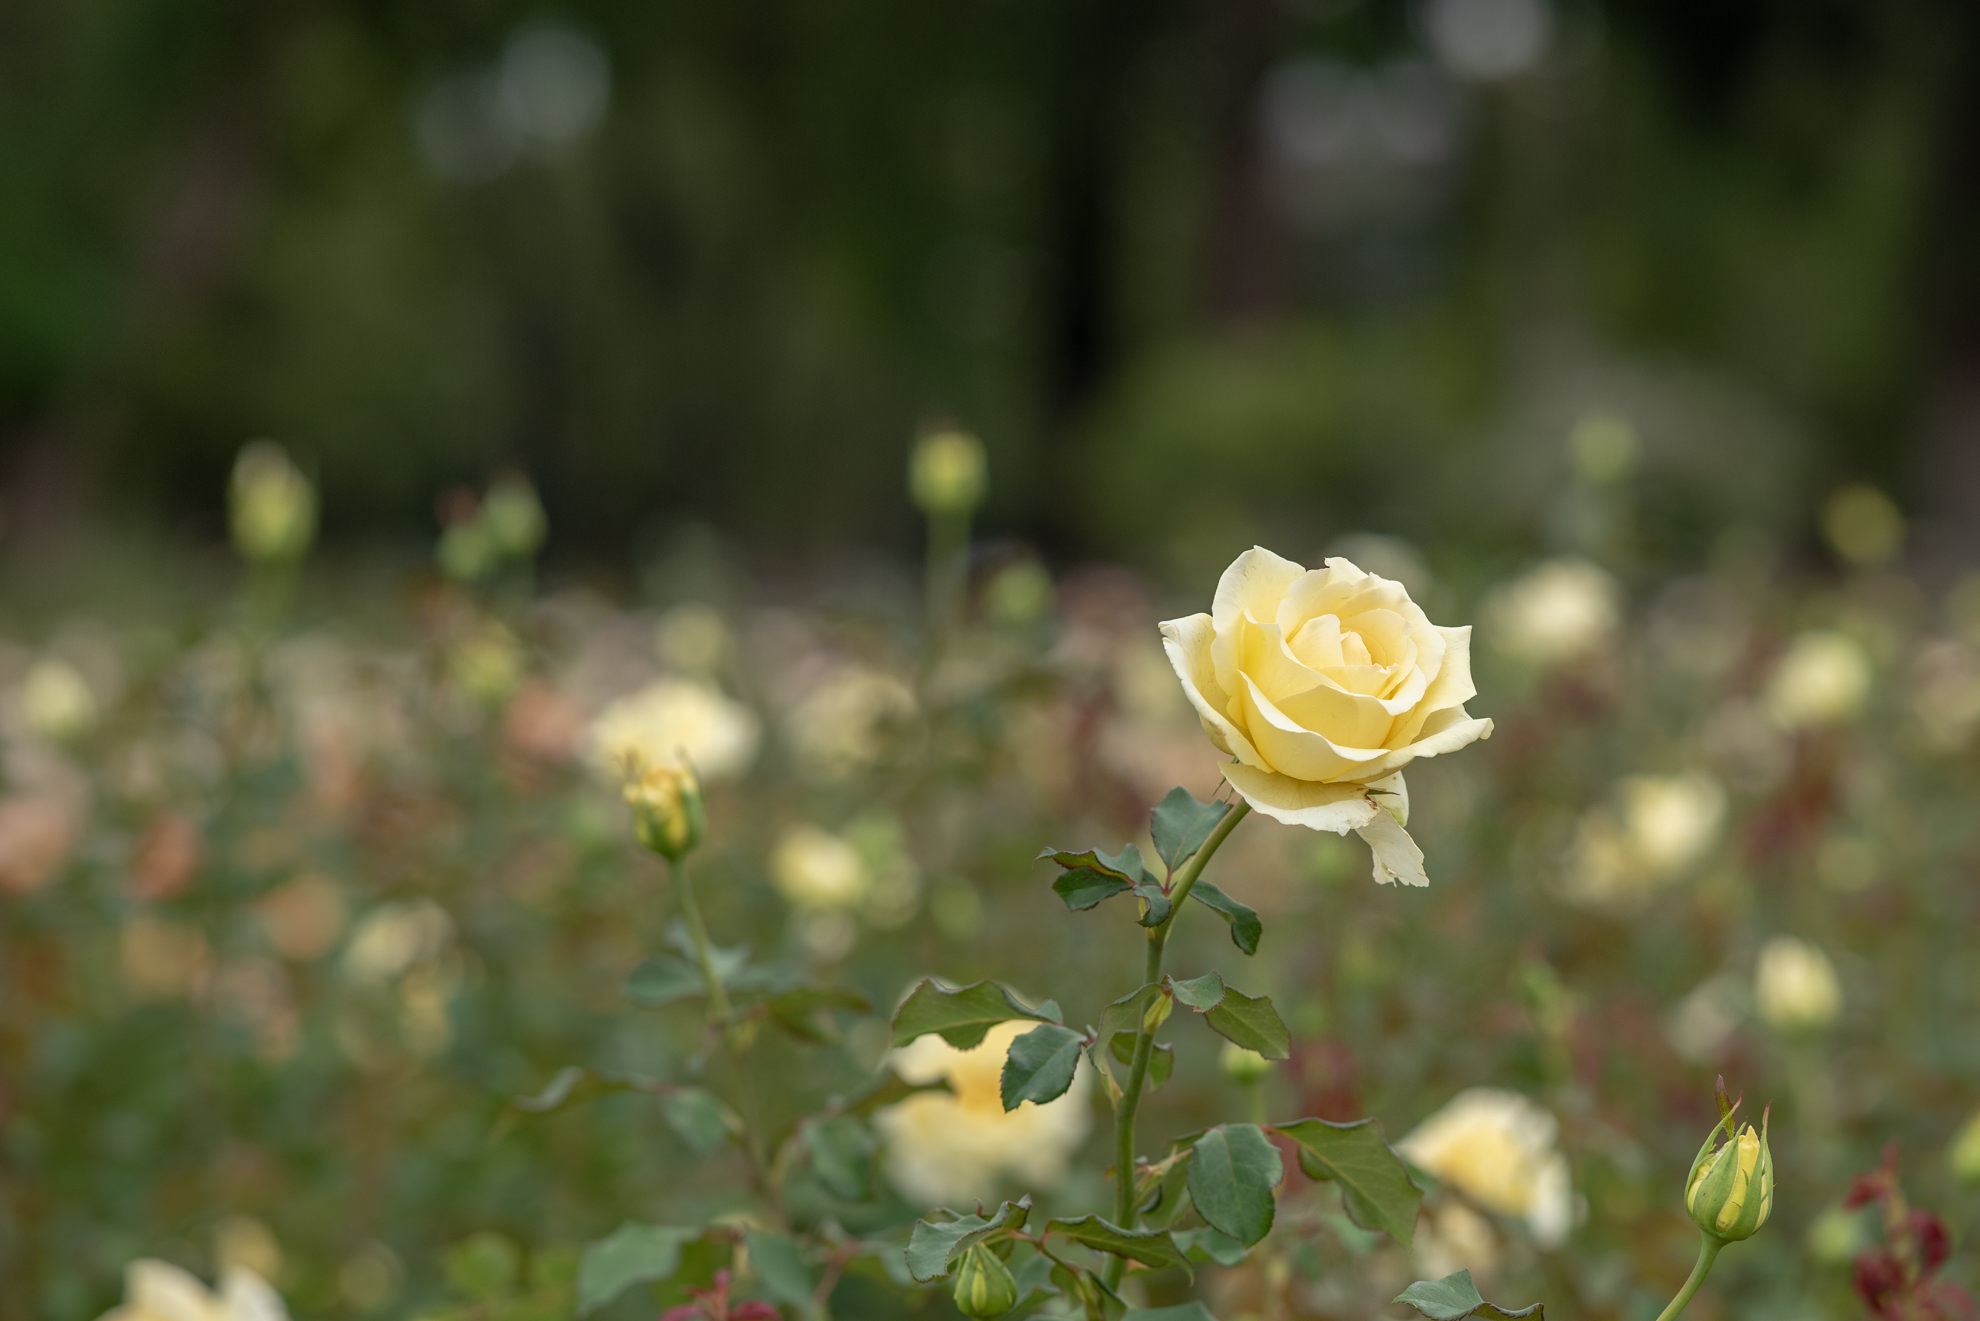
<box><xmin>1152</xmin><ymin>787</ymin><xmax>1230</xmax><ymax>871</ymax></box>
<box><xmin>1043</xmin><ymin>1216</ymin><xmax>1193</xmax><ymax>1275</ymax></box>
<box><xmin>1168</xmin><ymin>971</ymin><xmax>1226</xmax><ymax>1012</ymax></box>
<box><xmin>905</xmin><ymin>1198</ymin><xmax>1030</xmax><ymax>1282</ymax></box>
<box><xmin>1000</xmin><ymin>1022</ymin><xmax>1085</xmax><ymax>1109</ymax></box>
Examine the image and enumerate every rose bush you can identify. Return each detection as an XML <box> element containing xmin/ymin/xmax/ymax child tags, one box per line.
<box><xmin>1160</xmin><ymin>546</ymin><xmax>1492</xmax><ymax>885</ymax></box>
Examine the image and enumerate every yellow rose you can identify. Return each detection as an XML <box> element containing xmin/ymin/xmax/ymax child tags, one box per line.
<box><xmin>98</xmin><ymin>1259</ymin><xmax>289</xmax><ymax>1321</ymax></box>
<box><xmin>1397</xmin><ymin>1087</ymin><xmax>1574</xmax><ymax>1248</ymax></box>
<box><xmin>1160</xmin><ymin>547</ymin><xmax>1492</xmax><ymax>886</ymax></box>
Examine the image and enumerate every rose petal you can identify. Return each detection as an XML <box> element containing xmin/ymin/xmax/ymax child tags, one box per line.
<box><xmin>1351</xmin><ymin>707</ymin><xmax>1494</xmax><ymax>782</ymax></box>
<box><xmin>1223</xmin><ymin>762</ymin><xmax>1382</xmax><ymax>833</ymax></box>
<box><xmin>1211</xmin><ymin>548</ymin><xmax>1305</xmax><ymax>696</ymax></box>
<box><xmin>1356</xmin><ymin>808</ymin><xmax>1428</xmax><ymax>887</ymax></box>
<box><xmin>1389</xmin><ymin>625</ymin><xmax>1477</xmax><ymax>744</ymax></box>
<box><xmin>1239</xmin><ymin>674</ymin><xmax>1388</xmax><ymax>781</ymax></box>
<box><xmin>1160</xmin><ymin>614</ymin><xmax>1268</xmax><ymax>768</ymax></box>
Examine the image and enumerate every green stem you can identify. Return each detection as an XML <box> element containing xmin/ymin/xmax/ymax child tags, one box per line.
<box><xmin>669</xmin><ymin>857</ymin><xmax>732</xmax><ymax>1022</ymax></box>
<box><xmin>1103</xmin><ymin>800</ymin><xmax>1252</xmax><ymax>1288</ymax></box>
<box><xmin>1653</xmin><ymin>1236</ymin><xmax>1724</xmax><ymax>1321</ymax></box>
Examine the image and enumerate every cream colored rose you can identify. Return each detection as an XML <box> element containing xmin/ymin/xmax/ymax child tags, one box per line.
<box><xmin>1160</xmin><ymin>547</ymin><xmax>1491</xmax><ymax>886</ymax></box>
<box><xmin>98</xmin><ymin>1259</ymin><xmax>289</xmax><ymax>1321</ymax></box>
<box><xmin>1398</xmin><ymin>1088</ymin><xmax>1574</xmax><ymax>1249</ymax></box>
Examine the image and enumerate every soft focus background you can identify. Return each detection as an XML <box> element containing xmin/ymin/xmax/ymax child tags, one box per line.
<box><xmin>4</xmin><ymin>1</ymin><xmax>1979</xmax><ymax>1318</ymax></box>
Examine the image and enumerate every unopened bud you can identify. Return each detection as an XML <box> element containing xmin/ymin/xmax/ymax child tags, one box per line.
<box><xmin>623</xmin><ymin>760</ymin><xmax>705</xmax><ymax>862</ymax></box>
<box><xmin>229</xmin><ymin>442</ymin><xmax>317</xmax><ymax>565</ymax></box>
<box><xmin>951</xmin><ymin>1243</ymin><xmax>1018</xmax><ymax>1319</ymax></box>
<box><xmin>1685</xmin><ymin>1086</ymin><xmax>1774</xmax><ymax>1243</ymax></box>
<box><xmin>909</xmin><ymin>430</ymin><xmax>987</xmax><ymax>516</ymax></box>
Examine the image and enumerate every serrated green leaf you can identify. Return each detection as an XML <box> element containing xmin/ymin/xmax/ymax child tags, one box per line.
<box><xmin>1107</xmin><ymin>1033</ymin><xmax>1173</xmax><ymax>1088</ymax></box>
<box><xmin>1190</xmin><ymin>881</ymin><xmax>1261</xmax><ymax>956</ymax></box>
<box><xmin>803</xmin><ymin>1114</ymin><xmax>874</xmax><ymax>1200</ymax></box>
<box><xmin>743</xmin><ymin>1230</ymin><xmax>815</xmax><ymax>1307</ymax></box>
<box><xmin>1395</xmin><ymin>1270</ymin><xmax>1544</xmax><ymax>1320</ymax></box>
<box><xmin>576</xmin><ymin>1224</ymin><xmax>697</xmax><ymax>1315</ymax></box>
<box><xmin>1152</xmin><ymin>788</ymin><xmax>1230</xmax><ymax>871</ymax></box>
<box><xmin>1201</xmin><ymin>987</ymin><xmax>1289</xmax><ymax>1060</ymax></box>
<box><xmin>1123</xmin><ymin>1305</ymin><xmax>1219</xmax><ymax>1321</ymax></box>
<box><xmin>1187</xmin><ymin>1124</ymin><xmax>1282</xmax><ymax>1246</ymax></box>
<box><xmin>657</xmin><ymin>1087</ymin><xmax>737</xmax><ymax>1155</ymax></box>
<box><xmin>1271</xmin><ymin>1116</ymin><xmax>1422</xmax><ymax>1247</ymax></box>
<box><xmin>1043</xmin><ymin>1216</ymin><xmax>1192</xmax><ymax>1275</ymax></box>
<box><xmin>1038</xmin><ymin>843</ymin><xmax>1147</xmax><ymax>885</ymax></box>
<box><xmin>1001</xmin><ymin>1023</ymin><xmax>1085</xmax><ymax>1110</ymax></box>
<box><xmin>1173</xmin><ymin>1226</ymin><xmax>1247</xmax><ymax>1267</ymax></box>
<box><xmin>905</xmin><ymin>1198</ymin><xmax>1030</xmax><ymax>1282</ymax></box>
<box><xmin>889</xmin><ymin>979</ymin><xmax>1060</xmax><ymax>1049</ymax></box>
<box><xmin>1168</xmin><ymin>972</ymin><xmax>1226</xmax><ymax>1012</ymax></box>
<box><xmin>1054</xmin><ymin>868</ymin><xmax>1134</xmax><ymax>910</ymax></box>
<box><xmin>1132</xmin><ymin>877</ymin><xmax>1172</xmax><ymax>927</ymax></box>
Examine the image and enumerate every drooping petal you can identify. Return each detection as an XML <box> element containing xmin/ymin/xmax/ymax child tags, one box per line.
<box><xmin>1223</xmin><ymin>762</ymin><xmax>1382</xmax><ymax>834</ymax></box>
<box><xmin>1356</xmin><ymin>808</ymin><xmax>1428</xmax><ymax>887</ymax></box>
<box><xmin>1160</xmin><ymin>614</ymin><xmax>1267</xmax><ymax>768</ymax></box>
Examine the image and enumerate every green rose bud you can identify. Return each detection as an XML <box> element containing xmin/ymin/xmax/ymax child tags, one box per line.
<box><xmin>623</xmin><ymin>760</ymin><xmax>706</xmax><ymax>862</ymax></box>
<box><xmin>1685</xmin><ymin>1102</ymin><xmax>1774</xmax><ymax>1243</ymax></box>
<box><xmin>909</xmin><ymin>429</ymin><xmax>987</xmax><ymax>515</ymax></box>
<box><xmin>951</xmin><ymin>1242</ymin><xmax>1018</xmax><ymax>1319</ymax></box>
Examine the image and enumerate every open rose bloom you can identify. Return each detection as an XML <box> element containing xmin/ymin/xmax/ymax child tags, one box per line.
<box><xmin>1161</xmin><ymin>547</ymin><xmax>1492</xmax><ymax>886</ymax></box>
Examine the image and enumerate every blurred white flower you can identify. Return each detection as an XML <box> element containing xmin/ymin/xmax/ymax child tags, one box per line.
<box><xmin>342</xmin><ymin>900</ymin><xmax>454</xmax><ymax>986</ymax></box>
<box><xmin>784</xmin><ymin>666</ymin><xmax>916</xmax><ymax>780</ymax></box>
<box><xmin>1559</xmin><ymin>773</ymin><xmax>1725</xmax><ymax>909</ymax></box>
<box><xmin>771</xmin><ymin>825</ymin><xmax>871</xmax><ymax>913</ymax></box>
<box><xmin>1765</xmin><ymin>631</ymin><xmax>1871</xmax><ymax>729</ymax></box>
<box><xmin>876</xmin><ymin>1019</ymin><xmax>1090</xmax><ymax>1206</ymax></box>
<box><xmin>1754</xmin><ymin>935</ymin><xmax>1842</xmax><ymax>1032</ymax></box>
<box><xmin>1397</xmin><ymin>1088</ymin><xmax>1573</xmax><ymax>1247</ymax></box>
<box><xmin>20</xmin><ymin>657</ymin><xmax>98</xmax><ymax>742</ymax></box>
<box><xmin>1412</xmin><ymin>1200</ymin><xmax>1500</xmax><ymax>1283</ymax></box>
<box><xmin>1425</xmin><ymin>0</ymin><xmax>1552</xmax><ymax>81</ymax></box>
<box><xmin>98</xmin><ymin>1259</ymin><xmax>288</xmax><ymax>1321</ymax></box>
<box><xmin>1483</xmin><ymin>559</ymin><xmax>1621</xmax><ymax>666</ymax></box>
<box><xmin>1664</xmin><ymin>973</ymin><xmax>1747</xmax><ymax>1064</ymax></box>
<box><xmin>588</xmin><ymin>678</ymin><xmax>761</xmax><ymax>783</ymax></box>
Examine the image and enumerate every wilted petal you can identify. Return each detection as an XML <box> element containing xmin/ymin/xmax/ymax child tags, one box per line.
<box><xmin>1356</xmin><ymin>808</ymin><xmax>1427</xmax><ymax>887</ymax></box>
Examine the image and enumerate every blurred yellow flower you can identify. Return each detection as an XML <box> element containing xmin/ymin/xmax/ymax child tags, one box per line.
<box><xmin>1397</xmin><ymin>1088</ymin><xmax>1573</xmax><ymax>1248</ymax></box>
<box><xmin>1560</xmin><ymin>772</ymin><xmax>1726</xmax><ymax>909</ymax></box>
<box><xmin>587</xmin><ymin>678</ymin><xmax>761</xmax><ymax>783</ymax></box>
<box><xmin>1765</xmin><ymin>631</ymin><xmax>1871</xmax><ymax>728</ymax></box>
<box><xmin>229</xmin><ymin>442</ymin><xmax>317</xmax><ymax>566</ymax></box>
<box><xmin>876</xmin><ymin>1019</ymin><xmax>1090</xmax><ymax>1206</ymax></box>
<box><xmin>909</xmin><ymin>429</ymin><xmax>988</xmax><ymax>514</ymax></box>
<box><xmin>770</xmin><ymin>824</ymin><xmax>871</xmax><ymax>912</ymax></box>
<box><xmin>1412</xmin><ymin>1200</ymin><xmax>1500</xmax><ymax>1283</ymax></box>
<box><xmin>20</xmin><ymin>657</ymin><xmax>98</xmax><ymax>742</ymax></box>
<box><xmin>784</xmin><ymin>665</ymin><xmax>917</xmax><ymax>781</ymax></box>
<box><xmin>1950</xmin><ymin>1110</ymin><xmax>1980</xmax><ymax>1184</ymax></box>
<box><xmin>1482</xmin><ymin>559</ymin><xmax>1621</xmax><ymax>666</ymax></box>
<box><xmin>1161</xmin><ymin>548</ymin><xmax>1491</xmax><ymax>887</ymax></box>
<box><xmin>1755</xmin><ymin>935</ymin><xmax>1842</xmax><ymax>1032</ymax></box>
<box><xmin>1821</xmin><ymin>484</ymin><xmax>1903</xmax><ymax>567</ymax></box>
<box><xmin>97</xmin><ymin>1259</ymin><xmax>288</xmax><ymax>1321</ymax></box>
